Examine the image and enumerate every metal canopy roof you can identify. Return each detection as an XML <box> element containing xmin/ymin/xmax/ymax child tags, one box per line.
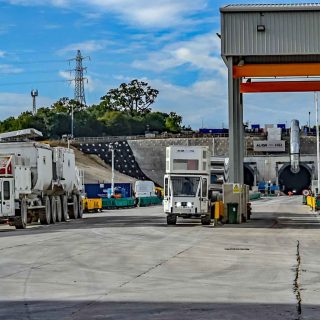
<box><xmin>220</xmin><ymin>3</ymin><xmax>320</xmax><ymax>12</ymax></box>
<box><xmin>0</xmin><ymin>128</ymin><xmax>43</xmax><ymax>141</ymax></box>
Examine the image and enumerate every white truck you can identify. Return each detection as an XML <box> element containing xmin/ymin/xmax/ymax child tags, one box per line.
<box><xmin>163</xmin><ymin>146</ymin><xmax>211</xmax><ymax>225</ymax></box>
<box><xmin>0</xmin><ymin>140</ymin><xmax>83</xmax><ymax>229</ymax></box>
<box><xmin>134</xmin><ymin>180</ymin><xmax>156</xmax><ymax>198</ymax></box>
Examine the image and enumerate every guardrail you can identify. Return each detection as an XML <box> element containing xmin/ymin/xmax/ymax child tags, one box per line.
<box><xmin>71</xmin><ymin>133</ymin><xmax>228</xmax><ymax>144</ymax></box>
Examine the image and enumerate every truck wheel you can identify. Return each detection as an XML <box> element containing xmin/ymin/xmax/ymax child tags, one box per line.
<box><xmin>61</xmin><ymin>195</ymin><xmax>68</xmax><ymax>221</ymax></box>
<box><xmin>50</xmin><ymin>196</ymin><xmax>57</xmax><ymax>224</ymax></box>
<box><xmin>15</xmin><ymin>199</ymin><xmax>28</xmax><ymax>229</ymax></box>
<box><xmin>40</xmin><ymin>196</ymin><xmax>51</xmax><ymax>225</ymax></box>
<box><xmin>201</xmin><ymin>215</ymin><xmax>211</xmax><ymax>225</ymax></box>
<box><xmin>78</xmin><ymin>195</ymin><xmax>83</xmax><ymax>219</ymax></box>
<box><xmin>167</xmin><ymin>214</ymin><xmax>177</xmax><ymax>225</ymax></box>
<box><xmin>56</xmin><ymin>196</ymin><xmax>62</xmax><ymax>222</ymax></box>
<box><xmin>69</xmin><ymin>194</ymin><xmax>78</xmax><ymax>219</ymax></box>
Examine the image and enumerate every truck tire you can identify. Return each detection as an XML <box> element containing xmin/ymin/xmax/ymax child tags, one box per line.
<box><xmin>61</xmin><ymin>195</ymin><xmax>68</xmax><ymax>221</ymax></box>
<box><xmin>40</xmin><ymin>196</ymin><xmax>51</xmax><ymax>225</ymax></box>
<box><xmin>78</xmin><ymin>195</ymin><xmax>83</xmax><ymax>219</ymax></box>
<box><xmin>15</xmin><ymin>199</ymin><xmax>28</xmax><ymax>229</ymax></box>
<box><xmin>56</xmin><ymin>196</ymin><xmax>62</xmax><ymax>222</ymax></box>
<box><xmin>69</xmin><ymin>194</ymin><xmax>78</xmax><ymax>219</ymax></box>
<box><xmin>167</xmin><ymin>214</ymin><xmax>177</xmax><ymax>225</ymax></box>
<box><xmin>201</xmin><ymin>215</ymin><xmax>211</xmax><ymax>225</ymax></box>
<box><xmin>50</xmin><ymin>196</ymin><xmax>57</xmax><ymax>224</ymax></box>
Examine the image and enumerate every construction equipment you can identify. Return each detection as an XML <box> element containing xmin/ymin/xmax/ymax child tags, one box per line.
<box><xmin>0</xmin><ymin>138</ymin><xmax>83</xmax><ymax>229</ymax></box>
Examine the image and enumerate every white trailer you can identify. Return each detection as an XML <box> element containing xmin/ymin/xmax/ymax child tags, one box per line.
<box><xmin>0</xmin><ymin>141</ymin><xmax>83</xmax><ymax>229</ymax></box>
<box><xmin>163</xmin><ymin>146</ymin><xmax>211</xmax><ymax>225</ymax></box>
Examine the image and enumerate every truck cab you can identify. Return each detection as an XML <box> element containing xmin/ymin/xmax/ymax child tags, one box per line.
<box><xmin>0</xmin><ymin>178</ymin><xmax>15</xmax><ymax>218</ymax></box>
<box><xmin>163</xmin><ymin>146</ymin><xmax>211</xmax><ymax>225</ymax></box>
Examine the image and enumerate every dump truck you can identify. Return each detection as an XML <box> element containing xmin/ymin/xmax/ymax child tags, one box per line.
<box><xmin>0</xmin><ymin>141</ymin><xmax>83</xmax><ymax>229</ymax></box>
<box><xmin>163</xmin><ymin>146</ymin><xmax>211</xmax><ymax>225</ymax></box>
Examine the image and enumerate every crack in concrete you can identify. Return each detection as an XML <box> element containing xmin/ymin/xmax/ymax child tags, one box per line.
<box><xmin>69</xmin><ymin>244</ymin><xmax>195</xmax><ymax>319</ymax></box>
<box><xmin>293</xmin><ymin>240</ymin><xmax>302</xmax><ymax>320</ymax></box>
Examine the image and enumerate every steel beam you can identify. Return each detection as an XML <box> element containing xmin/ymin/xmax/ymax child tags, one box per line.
<box><xmin>233</xmin><ymin>63</ymin><xmax>320</xmax><ymax>78</ymax></box>
<box><xmin>241</xmin><ymin>81</ymin><xmax>320</xmax><ymax>93</ymax></box>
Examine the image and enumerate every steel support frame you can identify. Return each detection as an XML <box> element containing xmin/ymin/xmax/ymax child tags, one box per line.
<box><xmin>227</xmin><ymin>57</ymin><xmax>244</xmax><ymax>184</ymax></box>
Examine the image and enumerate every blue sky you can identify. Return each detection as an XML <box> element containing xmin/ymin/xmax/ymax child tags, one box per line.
<box><xmin>0</xmin><ymin>0</ymin><xmax>316</xmax><ymax>129</ymax></box>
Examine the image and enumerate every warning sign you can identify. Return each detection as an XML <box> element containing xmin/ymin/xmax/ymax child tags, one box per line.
<box><xmin>233</xmin><ymin>184</ymin><xmax>240</xmax><ymax>193</ymax></box>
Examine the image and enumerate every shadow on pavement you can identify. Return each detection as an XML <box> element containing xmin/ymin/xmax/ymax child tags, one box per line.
<box><xmin>0</xmin><ymin>214</ymin><xmax>207</xmax><ymax>237</ymax></box>
<box><xmin>0</xmin><ymin>300</ymin><xmax>318</xmax><ymax>320</ymax></box>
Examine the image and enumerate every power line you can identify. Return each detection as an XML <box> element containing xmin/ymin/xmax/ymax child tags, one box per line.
<box><xmin>0</xmin><ymin>59</ymin><xmax>67</xmax><ymax>65</ymax></box>
<box><xmin>0</xmin><ymin>69</ymin><xmax>66</xmax><ymax>76</ymax></box>
<box><xmin>0</xmin><ymin>79</ymin><xmax>68</xmax><ymax>87</ymax></box>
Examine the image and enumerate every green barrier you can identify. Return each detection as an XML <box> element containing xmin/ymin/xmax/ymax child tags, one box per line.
<box><xmin>137</xmin><ymin>196</ymin><xmax>162</xmax><ymax>207</ymax></box>
<box><xmin>102</xmin><ymin>197</ymin><xmax>135</xmax><ymax>209</ymax></box>
<box><xmin>249</xmin><ymin>193</ymin><xmax>261</xmax><ymax>201</ymax></box>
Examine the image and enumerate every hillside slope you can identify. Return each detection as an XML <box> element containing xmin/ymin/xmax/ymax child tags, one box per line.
<box><xmin>47</xmin><ymin>141</ymin><xmax>136</xmax><ymax>184</ymax></box>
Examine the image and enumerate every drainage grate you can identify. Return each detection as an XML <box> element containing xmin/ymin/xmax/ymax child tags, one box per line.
<box><xmin>225</xmin><ymin>248</ymin><xmax>250</xmax><ymax>251</ymax></box>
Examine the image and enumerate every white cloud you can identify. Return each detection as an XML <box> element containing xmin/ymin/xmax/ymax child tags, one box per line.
<box><xmin>5</xmin><ymin>0</ymin><xmax>209</xmax><ymax>29</ymax></box>
<box><xmin>244</xmin><ymin>92</ymin><xmax>314</xmax><ymax>126</ymax></box>
<box><xmin>144</xmin><ymin>78</ymin><xmax>228</xmax><ymax>128</ymax></box>
<box><xmin>0</xmin><ymin>64</ymin><xmax>23</xmax><ymax>74</ymax></box>
<box><xmin>6</xmin><ymin>0</ymin><xmax>69</xmax><ymax>7</ymax></box>
<box><xmin>57</xmin><ymin>40</ymin><xmax>109</xmax><ymax>55</ymax></box>
<box><xmin>0</xmin><ymin>51</ymin><xmax>6</xmax><ymax>58</ymax></box>
<box><xmin>0</xmin><ymin>93</ymin><xmax>53</xmax><ymax>119</ymax></box>
<box><xmin>132</xmin><ymin>32</ymin><xmax>226</xmax><ymax>76</ymax></box>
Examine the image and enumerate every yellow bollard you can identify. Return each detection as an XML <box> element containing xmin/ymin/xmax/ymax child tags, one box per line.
<box><xmin>219</xmin><ymin>201</ymin><xmax>224</xmax><ymax>218</ymax></box>
<box><xmin>214</xmin><ymin>202</ymin><xmax>220</xmax><ymax>220</ymax></box>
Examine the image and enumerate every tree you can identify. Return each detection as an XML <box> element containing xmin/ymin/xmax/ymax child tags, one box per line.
<box><xmin>165</xmin><ymin>112</ymin><xmax>183</xmax><ymax>133</ymax></box>
<box><xmin>51</xmin><ymin>97</ymin><xmax>82</xmax><ymax>114</ymax></box>
<box><xmin>100</xmin><ymin>79</ymin><xmax>159</xmax><ymax>116</ymax></box>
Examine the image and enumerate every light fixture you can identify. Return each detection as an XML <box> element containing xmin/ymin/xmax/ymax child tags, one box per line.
<box><xmin>257</xmin><ymin>25</ymin><xmax>265</xmax><ymax>32</ymax></box>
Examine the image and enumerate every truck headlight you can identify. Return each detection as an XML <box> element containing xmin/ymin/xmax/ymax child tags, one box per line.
<box><xmin>187</xmin><ymin>202</ymin><xmax>192</xmax><ymax>208</ymax></box>
<box><xmin>176</xmin><ymin>202</ymin><xmax>181</xmax><ymax>208</ymax></box>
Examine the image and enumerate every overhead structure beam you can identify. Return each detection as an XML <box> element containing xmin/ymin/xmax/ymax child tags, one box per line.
<box><xmin>241</xmin><ymin>81</ymin><xmax>320</xmax><ymax>93</ymax></box>
<box><xmin>233</xmin><ymin>63</ymin><xmax>320</xmax><ymax>78</ymax></box>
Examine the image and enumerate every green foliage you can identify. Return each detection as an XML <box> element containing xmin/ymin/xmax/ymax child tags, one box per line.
<box><xmin>0</xmin><ymin>80</ymin><xmax>184</xmax><ymax>138</ymax></box>
<box><xmin>165</xmin><ymin>112</ymin><xmax>182</xmax><ymax>133</ymax></box>
<box><xmin>100</xmin><ymin>79</ymin><xmax>159</xmax><ymax>116</ymax></box>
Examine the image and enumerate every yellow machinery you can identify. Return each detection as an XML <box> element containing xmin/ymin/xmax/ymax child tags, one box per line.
<box><xmin>83</xmin><ymin>198</ymin><xmax>102</xmax><ymax>213</ymax></box>
<box><xmin>155</xmin><ymin>187</ymin><xmax>164</xmax><ymax>198</ymax></box>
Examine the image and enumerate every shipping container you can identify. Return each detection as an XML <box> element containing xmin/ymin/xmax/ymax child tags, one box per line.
<box><xmin>85</xmin><ymin>183</ymin><xmax>132</xmax><ymax>199</ymax></box>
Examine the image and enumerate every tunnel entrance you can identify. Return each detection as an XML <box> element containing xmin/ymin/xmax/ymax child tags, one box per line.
<box><xmin>244</xmin><ymin>164</ymin><xmax>254</xmax><ymax>187</ymax></box>
<box><xmin>278</xmin><ymin>163</ymin><xmax>311</xmax><ymax>195</ymax></box>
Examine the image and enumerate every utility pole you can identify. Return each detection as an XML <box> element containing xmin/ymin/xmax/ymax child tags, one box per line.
<box><xmin>68</xmin><ymin>50</ymin><xmax>90</xmax><ymax>137</ymax></box>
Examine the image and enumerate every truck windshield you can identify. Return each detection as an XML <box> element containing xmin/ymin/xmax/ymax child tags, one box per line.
<box><xmin>171</xmin><ymin>177</ymin><xmax>200</xmax><ymax>197</ymax></box>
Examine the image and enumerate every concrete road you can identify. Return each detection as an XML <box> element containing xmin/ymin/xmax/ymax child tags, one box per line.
<box><xmin>0</xmin><ymin>196</ymin><xmax>319</xmax><ymax>319</ymax></box>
